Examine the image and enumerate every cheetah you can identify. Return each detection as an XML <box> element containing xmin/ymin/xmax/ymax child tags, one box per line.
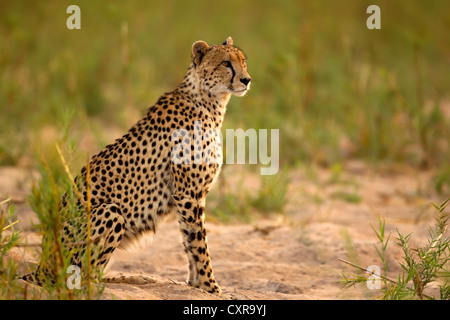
<box><xmin>22</xmin><ymin>37</ymin><xmax>251</xmax><ymax>294</ymax></box>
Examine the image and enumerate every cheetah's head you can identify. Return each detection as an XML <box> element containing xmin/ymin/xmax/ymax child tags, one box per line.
<box><xmin>191</xmin><ymin>37</ymin><xmax>251</xmax><ymax>98</ymax></box>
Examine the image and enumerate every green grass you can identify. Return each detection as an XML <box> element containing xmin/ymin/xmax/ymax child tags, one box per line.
<box><xmin>250</xmin><ymin>168</ymin><xmax>290</xmax><ymax>214</ymax></box>
<box><xmin>0</xmin><ymin>199</ymin><xmax>22</xmax><ymax>299</ymax></box>
<box><xmin>26</xmin><ymin>146</ymin><xmax>105</xmax><ymax>299</ymax></box>
<box><xmin>341</xmin><ymin>199</ymin><xmax>450</xmax><ymax>300</ymax></box>
<box><xmin>1</xmin><ymin>1</ymin><xmax>449</xmax><ymax>176</ymax></box>
<box><xmin>208</xmin><ymin>167</ymin><xmax>290</xmax><ymax>222</ymax></box>
<box><xmin>0</xmin><ymin>130</ymin><xmax>105</xmax><ymax>299</ymax></box>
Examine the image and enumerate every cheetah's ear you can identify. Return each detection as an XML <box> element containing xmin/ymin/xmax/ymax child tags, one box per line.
<box><xmin>192</xmin><ymin>40</ymin><xmax>210</xmax><ymax>67</ymax></box>
<box><xmin>222</xmin><ymin>37</ymin><xmax>233</xmax><ymax>46</ymax></box>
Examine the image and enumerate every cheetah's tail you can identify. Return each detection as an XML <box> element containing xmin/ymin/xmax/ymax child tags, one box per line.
<box><xmin>20</xmin><ymin>267</ymin><xmax>44</xmax><ymax>286</ymax></box>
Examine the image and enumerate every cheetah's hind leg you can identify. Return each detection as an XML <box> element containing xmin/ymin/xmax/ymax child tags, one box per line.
<box><xmin>87</xmin><ymin>204</ymin><xmax>156</xmax><ymax>286</ymax></box>
<box><xmin>63</xmin><ymin>203</ymin><xmax>157</xmax><ymax>286</ymax></box>
<box><xmin>63</xmin><ymin>203</ymin><xmax>126</xmax><ymax>280</ymax></box>
<box><xmin>21</xmin><ymin>203</ymin><xmax>125</xmax><ymax>286</ymax></box>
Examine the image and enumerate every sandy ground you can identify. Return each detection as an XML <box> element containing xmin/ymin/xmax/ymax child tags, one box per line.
<box><xmin>1</xmin><ymin>162</ymin><xmax>447</xmax><ymax>300</ymax></box>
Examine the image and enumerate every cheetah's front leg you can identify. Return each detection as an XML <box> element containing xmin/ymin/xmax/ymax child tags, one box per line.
<box><xmin>174</xmin><ymin>196</ymin><xmax>221</xmax><ymax>294</ymax></box>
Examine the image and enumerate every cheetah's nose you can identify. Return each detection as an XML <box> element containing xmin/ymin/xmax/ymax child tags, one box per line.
<box><xmin>240</xmin><ymin>77</ymin><xmax>251</xmax><ymax>86</ymax></box>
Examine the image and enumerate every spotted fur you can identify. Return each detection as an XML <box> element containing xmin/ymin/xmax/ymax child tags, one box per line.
<box><xmin>22</xmin><ymin>37</ymin><xmax>251</xmax><ymax>294</ymax></box>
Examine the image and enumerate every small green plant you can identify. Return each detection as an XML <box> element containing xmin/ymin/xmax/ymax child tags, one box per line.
<box><xmin>209</xmin><ymin>168</ymin><xmax>290</xmax><ymax>222</ymax></box>
<box><xmin>433</xmin><ymin>165</ymin><xmax>450</xmax><ymax>195</ymax></box>
<box><xmin>331</xmin><ymin>190</ymin><xmax>361</xmax><ymax>204</ymax></box>
<box><xmin>250</xmin><ymin>168</ymin><xmax>290</xmax><ymax>215</ymax></box>
<box><xmin>371</xmin><ymin>218</ymin><xmax>391</xmax><ymax>278</ymax></box>
<box><xmin>209</xmin><ymin>190</ymin><xmax>251</xmax><ymax>223</ymax></box>
<box><xmin>340</xmin><ymin>199</ymin><xmax>450</xmax><ymax>300</ymax></box>
<box><xmin>0</xmin><ymin>199</ymin><xmax>23</xmax><ymax>299</ymax></box>
<box><xmin>27</xmin><ymin>146</ymin><xmax>105</xmax><ymax>299</ymax></box>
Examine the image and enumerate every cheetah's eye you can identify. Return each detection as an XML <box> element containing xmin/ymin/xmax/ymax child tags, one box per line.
<box><xmin>222</xmin><ymin>61</ymin><xmax>231</xmax><ymax>68</ymax></box>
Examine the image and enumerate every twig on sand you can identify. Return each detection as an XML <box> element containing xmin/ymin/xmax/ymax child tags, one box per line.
<box><xmin>338</xmin><ymin>258</ymin><xmax>396</xmax><ymax>284</ymax></box>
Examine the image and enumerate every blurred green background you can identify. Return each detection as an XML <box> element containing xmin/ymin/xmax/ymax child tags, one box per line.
<box><xmin>0</xmin><ymin>1</ymin><xmax>449</xmax><ymax>182</ymax></box>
